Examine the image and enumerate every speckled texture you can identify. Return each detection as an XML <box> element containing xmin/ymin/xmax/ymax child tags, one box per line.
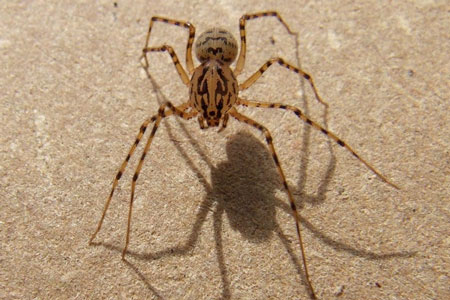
<box><xmin>0</xmin><ymin>1</ymin><xmax>448</xmax><ymax>299</ymax></box>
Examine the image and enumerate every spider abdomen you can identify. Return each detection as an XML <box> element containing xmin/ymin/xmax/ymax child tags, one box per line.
<box><xmin>189</xmin><ymin>60</ymin><xmax>238</xmax><ymax>127</ymax></box>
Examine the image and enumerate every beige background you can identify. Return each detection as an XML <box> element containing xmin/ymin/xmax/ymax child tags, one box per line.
<box><xmin>1</xmin><ymin>0</ymin><xmax>448</xmax><ymax>299</ymax></box>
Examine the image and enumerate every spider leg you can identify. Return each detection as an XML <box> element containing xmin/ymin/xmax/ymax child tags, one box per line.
<box><xmin>240</xmin><ymin>58</ymin><xmax>328</xmax><ymax>106</ymax></box>
<box><xmin>142</xmin><ymin>16</ymin><xmax>196</xmax><ymax>75</ymax></box>
<box><xmin>218</xmin><ymin>113</ymin><xmax>229</xmax><ymax>132</ymax></box>
<box><xmin>238</xmin><ymin>98</ymin><xmax>399</xmax><ymax>189</ymax></box>
<box><xmin>142</xmin><ymin>45</ymin><xmax>190</xmax><ymax>86</ymax></box>
<box><xmin>89</xmin><ymin>118</ymin><xmax>154</xmax><ymax>245</ymax></box>
<box><xmin>89</xmin><ymin>102</ymin><xmax>193</xmax><ymax>245</ymax></box>
<box><xmin>235</xmin><ymin>11</ymin><xmax>294</xmax><ymax>76</ymax></box>
<box><xmin>122</xmin><ymin>102</ymin><xmax>197</xmax><ymax>259</ymax></box>
<box><xmin>228</xmin><ymin>107</ymin><xmax>316</xmax><ymax>299</ymax></box>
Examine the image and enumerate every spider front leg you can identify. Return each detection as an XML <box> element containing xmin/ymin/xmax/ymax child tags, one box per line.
<box><xmin>142</xmin><ymin>45</ymin><xmax>190</xmax><ymax>86</ymax></box>
<box><xmin>240</xmin><ymin>58</ymin><xmax>328</xmax><ymax>106</ymax></box>
<box><xmin>228</xmin><ymin>107</ymin><xmax>317</xmax><ymax>299</ymax></box>
<box><xmin>142</xmin><ymin>16</ymin><xmax>196</xmax><ymax>74</ymax></box>
<box><xmin>235</xmin><ymin>11</ymin><xmax>294</xmax><ymax>76</ymax></box>
<box><xmin>238</xmin><ymin>98</ymin><xmax>399</xmax><ymax>189</ymax></box>
<box><xmin>122</xmin><ymin>102</ymin><xmax>197</xmax><ymax>259</ymax></box>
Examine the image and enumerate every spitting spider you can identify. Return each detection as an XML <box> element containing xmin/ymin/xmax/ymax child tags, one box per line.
<box><xmin>89</xmin><ymin>11</ymin><xmax>399</xmax><ymax>299</ymax></box>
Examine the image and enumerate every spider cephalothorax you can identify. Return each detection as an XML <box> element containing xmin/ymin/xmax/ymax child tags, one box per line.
<box><xmin>194</xmin><ymin>27</ymin><xmax>238</xmax><ymax>63</ymax></box>
<box><xmin>90</xmin><ymin>12</ymin><xmax>399</xmax><ymax>299</ymax></box>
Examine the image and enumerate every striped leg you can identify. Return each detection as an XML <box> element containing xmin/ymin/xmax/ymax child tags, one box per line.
<box><xmin>238</xmin><ymin>98</ymin><xmax>399</xmax><ymax>189</ymax></box>
<box><xmin>240</xmin><ymin>58</ymin><xmax>328</xmax><ymax>106</ymax></box>
<box><xmin>142</xmin><ymin>16</ymin><xmax>196</xmax><ymax>74</ymax></box>
<box><xmin>89</xmin><ymin>102</ymin><xmax>192</xmax><ymax>245</ymax></box>
<box><xmin>142</xmin><ymin>45</ymin><xmax>190</xmax><ymax>85</ymax></box>
<box><xmin>122</xmin><ymin>102</ymin><xmax>197</xmax><ymax>259</ymax></box>
<box><xmin>218</xmin><ymin>113</ymin><xmax>230</xmax><ymax>132</ymax></box>
<box><xmin>228</xmin><ymin>107</ymin><xmax>317</xmax><ymax>299</ymax></box>
<box><xmin>89</xmin><ymin>118</ymin><xmax>155</xmax><ymax>245</ymax></box>
<box><xmin>235</xmin><ymin>11</ymin><xmax>294</xmax><ymax>76</ymax></box>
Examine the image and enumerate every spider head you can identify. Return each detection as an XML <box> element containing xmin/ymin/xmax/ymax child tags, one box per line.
<box><xmin>195</xmin><ymin>28</ymin><xmax>238</xmax><ymax>64</ymax></box>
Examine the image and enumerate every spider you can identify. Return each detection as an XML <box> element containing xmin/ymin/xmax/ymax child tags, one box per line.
<box><xmin>89</xmin><ymin>11</ymin><xmax>399</xmax><ymax>299</ymax></box>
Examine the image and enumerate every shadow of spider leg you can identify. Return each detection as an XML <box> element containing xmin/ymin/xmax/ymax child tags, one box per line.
<box><xmin>228</xmin><ymin>107</ymin><xmax>317</xmax><ymax>299</ymax></box>
<box><xmin>240</xmin><ymin>57</ymin><xmax>328</xmax><ymax>107</ymax></box>
<box><xmin>238</xmin><ymin>97</ymin><xmax>399</xmax><ymax>189</ymax></box>
<box><xmin>235</xmin><ymin>11</ymin><xmax>294</xmax><ymax>75</ymax></box>
<box><xmin>234</xmin><ymin>11</ymin><xmax>328</xmax><ymax>107</ymax></box>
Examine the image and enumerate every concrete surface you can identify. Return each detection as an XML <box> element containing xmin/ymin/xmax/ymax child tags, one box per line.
<box><xmin>0</xmin><ymin>0</ymin><xmax>448</xmax><ymax>299</ymax></box>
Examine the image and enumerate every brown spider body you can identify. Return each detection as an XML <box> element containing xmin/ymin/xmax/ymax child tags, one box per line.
<box><xmin>189</xmin><ymin>28</ymin><xmax>239</xmax><ymax>128</ymax></box>
<box><xmin>90</xmin><ymin>12</ymin><xmax>399</xmax><ymax>299</ymax></box>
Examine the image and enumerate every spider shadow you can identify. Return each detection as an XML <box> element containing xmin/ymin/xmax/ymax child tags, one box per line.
<box><xmin>118</xmin><ymin>65</ymin><xmax>317</xmax><ymax>298</ymax></box>
<box><xmin>92</xmin><ymin>63</ymin><xmax>414</xmax><ymax>300</ymax></box>
<box><xmin>210</xmin><ymin>131</ymin><xmax>312</xmax><ymax>299</ymax></box>
<box><xmin>289</xmin><ymin>34</ymin><xmax>414</xmax><ymax>259</ymax></box>
<box><xmin>290</xmin><ymin>33</ymin><xmax>336</xmax><ymax>207</ymax></box>
<box><xmin>96</xmin><ymin>129</ymin><xmax>315</xmax><ymax>299</ymax></box>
